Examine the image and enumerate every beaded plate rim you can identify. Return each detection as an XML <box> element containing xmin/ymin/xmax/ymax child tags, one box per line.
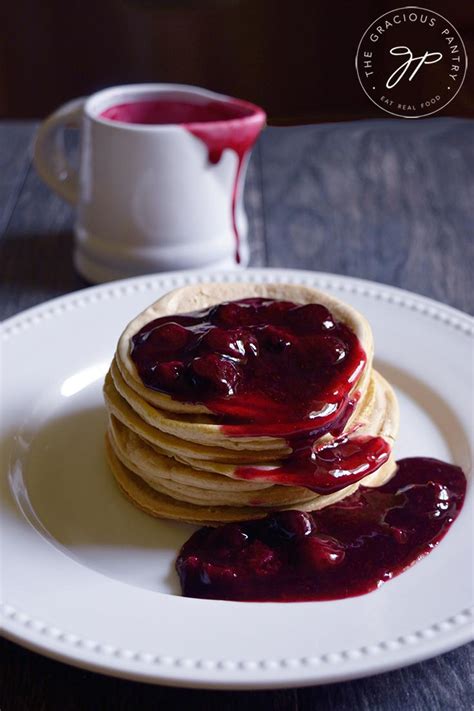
<box><xmin>1</xmin><ymin>267</ymin><xmax>473</xmax><ymax>687</ymax></box>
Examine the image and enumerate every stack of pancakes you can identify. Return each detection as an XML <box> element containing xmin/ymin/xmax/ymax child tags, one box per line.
<box><xmin>104</xmin><ymin>283</ymin><xmax>399</xmax><ymax>525</ymax></box>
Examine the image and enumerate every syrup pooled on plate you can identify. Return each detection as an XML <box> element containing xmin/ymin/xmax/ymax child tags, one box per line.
<box><xmin>176</xmin><ymin>458</ymin><xmax>466</xmax><ymax>602</ymax></box>
<box><xmin>130</xmin><ymin>298</ymin><xmax>389</xmax><ymax>493</ymax></box>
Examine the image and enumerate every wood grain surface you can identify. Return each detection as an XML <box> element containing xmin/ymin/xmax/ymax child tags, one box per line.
<box><xmin>0</xmin><ymin>118</ymin><xmax>473</xmax><ymax>710</ymax></box>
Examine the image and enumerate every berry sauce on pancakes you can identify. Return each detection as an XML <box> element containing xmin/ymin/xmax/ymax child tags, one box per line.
<box><xmin>130</xmin><ymin>298</ymin><xmax>365</xmax><ymax>421</ymax></box>
<box><xmin>130</xmin><ymin>298</ymin><xmax>390</xmax><ymax>492</ymax></box>
<box><xmin>129</xmin><ymin>297</ymin><xmax>466</xmax><ymax>601</ymax></box>
<box><xmin>176</xmin><ymin>458</ymin><xmax>466</xmax><ymax>601</ymax></box>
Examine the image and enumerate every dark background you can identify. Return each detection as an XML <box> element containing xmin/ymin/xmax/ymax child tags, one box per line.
<box><xmin>1</xmin><ymin>0</ymin><xmax>472</xmax><ymax>122</ymax></box>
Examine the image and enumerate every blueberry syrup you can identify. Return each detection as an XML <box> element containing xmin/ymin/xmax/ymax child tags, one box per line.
<box><xmin>100</xmin><ymin>98</ymin><xmax>266</xmax><ymax>263</ymax></box>
<box><xmin>176</xmin><ymin>458</ymin><xmax>466</xmax><ymax>602</ymax></box>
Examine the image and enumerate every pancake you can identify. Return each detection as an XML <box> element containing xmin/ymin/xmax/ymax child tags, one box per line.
<box><xmin>106</xmin><ymin>432</ymin><xmax>397</xmax><ymax>525</ymax></box>
<box><xmin>103</xmin><ymin>370</ymin><xmax>289</xmax><ymax>463</ymax></box>
<box><xmin>106</xmin><ymin>433</ymin><xmax>265</xmax><ymax>525</ymax></box>
<box><xmin>109</xmin><ymin>357</ymin><xmax>377</xmax><ymax>450</ymax></box>
<box><xmin>104</xmin><ymin>281</ymin><xmax>399</xmax><ymax>525</ymax></box>
<box><xmin>108</xmin><ymin>423</ymin><xmax>317</xmax><ymax>508</ymax></box>
<box><xmin>108</xmin><ymin>368</ymin><xmax>397</xmax><ymax>480</ymax></box>
<box><xmin>176</xmin><ymin>369</ymin><xmax>398</xmax><ymax>478</ymax></box>
<box><xmin>106</xmin><ymin>367</ymin><xmax>398</xmax><ymax>511</ymax></box>
<box><xmin>108</xmin><ymin>415</ymin><xmax>271</xmax><ymax>492</ymax></box>
<box><xmin>116</xmin><ymin>282</ymin><xmax>374</xmax><ymax>415</ymax></box>
<box><xmin>110</xmin><ymin>359</ymin><xmax>288</xmax><ymax>450</ymax></box>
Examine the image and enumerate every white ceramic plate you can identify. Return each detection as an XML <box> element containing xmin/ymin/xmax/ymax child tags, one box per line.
<box><xmin>1</xmin><ymin>268</ymin><xmax>473</xmax><ymax>689</ymax></box>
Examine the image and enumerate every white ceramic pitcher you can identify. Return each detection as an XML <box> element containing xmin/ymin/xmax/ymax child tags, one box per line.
<box><xmin>34</xmin><ymin>84</ymin><xmax>266</xmax><ymax>283</ymax></box>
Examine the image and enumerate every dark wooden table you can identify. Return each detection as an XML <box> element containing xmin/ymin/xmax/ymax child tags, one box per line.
<box><xmin>1</xmin><ymin>118</ymin><xmax>473</xmax><ymax>710</ymax></box>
